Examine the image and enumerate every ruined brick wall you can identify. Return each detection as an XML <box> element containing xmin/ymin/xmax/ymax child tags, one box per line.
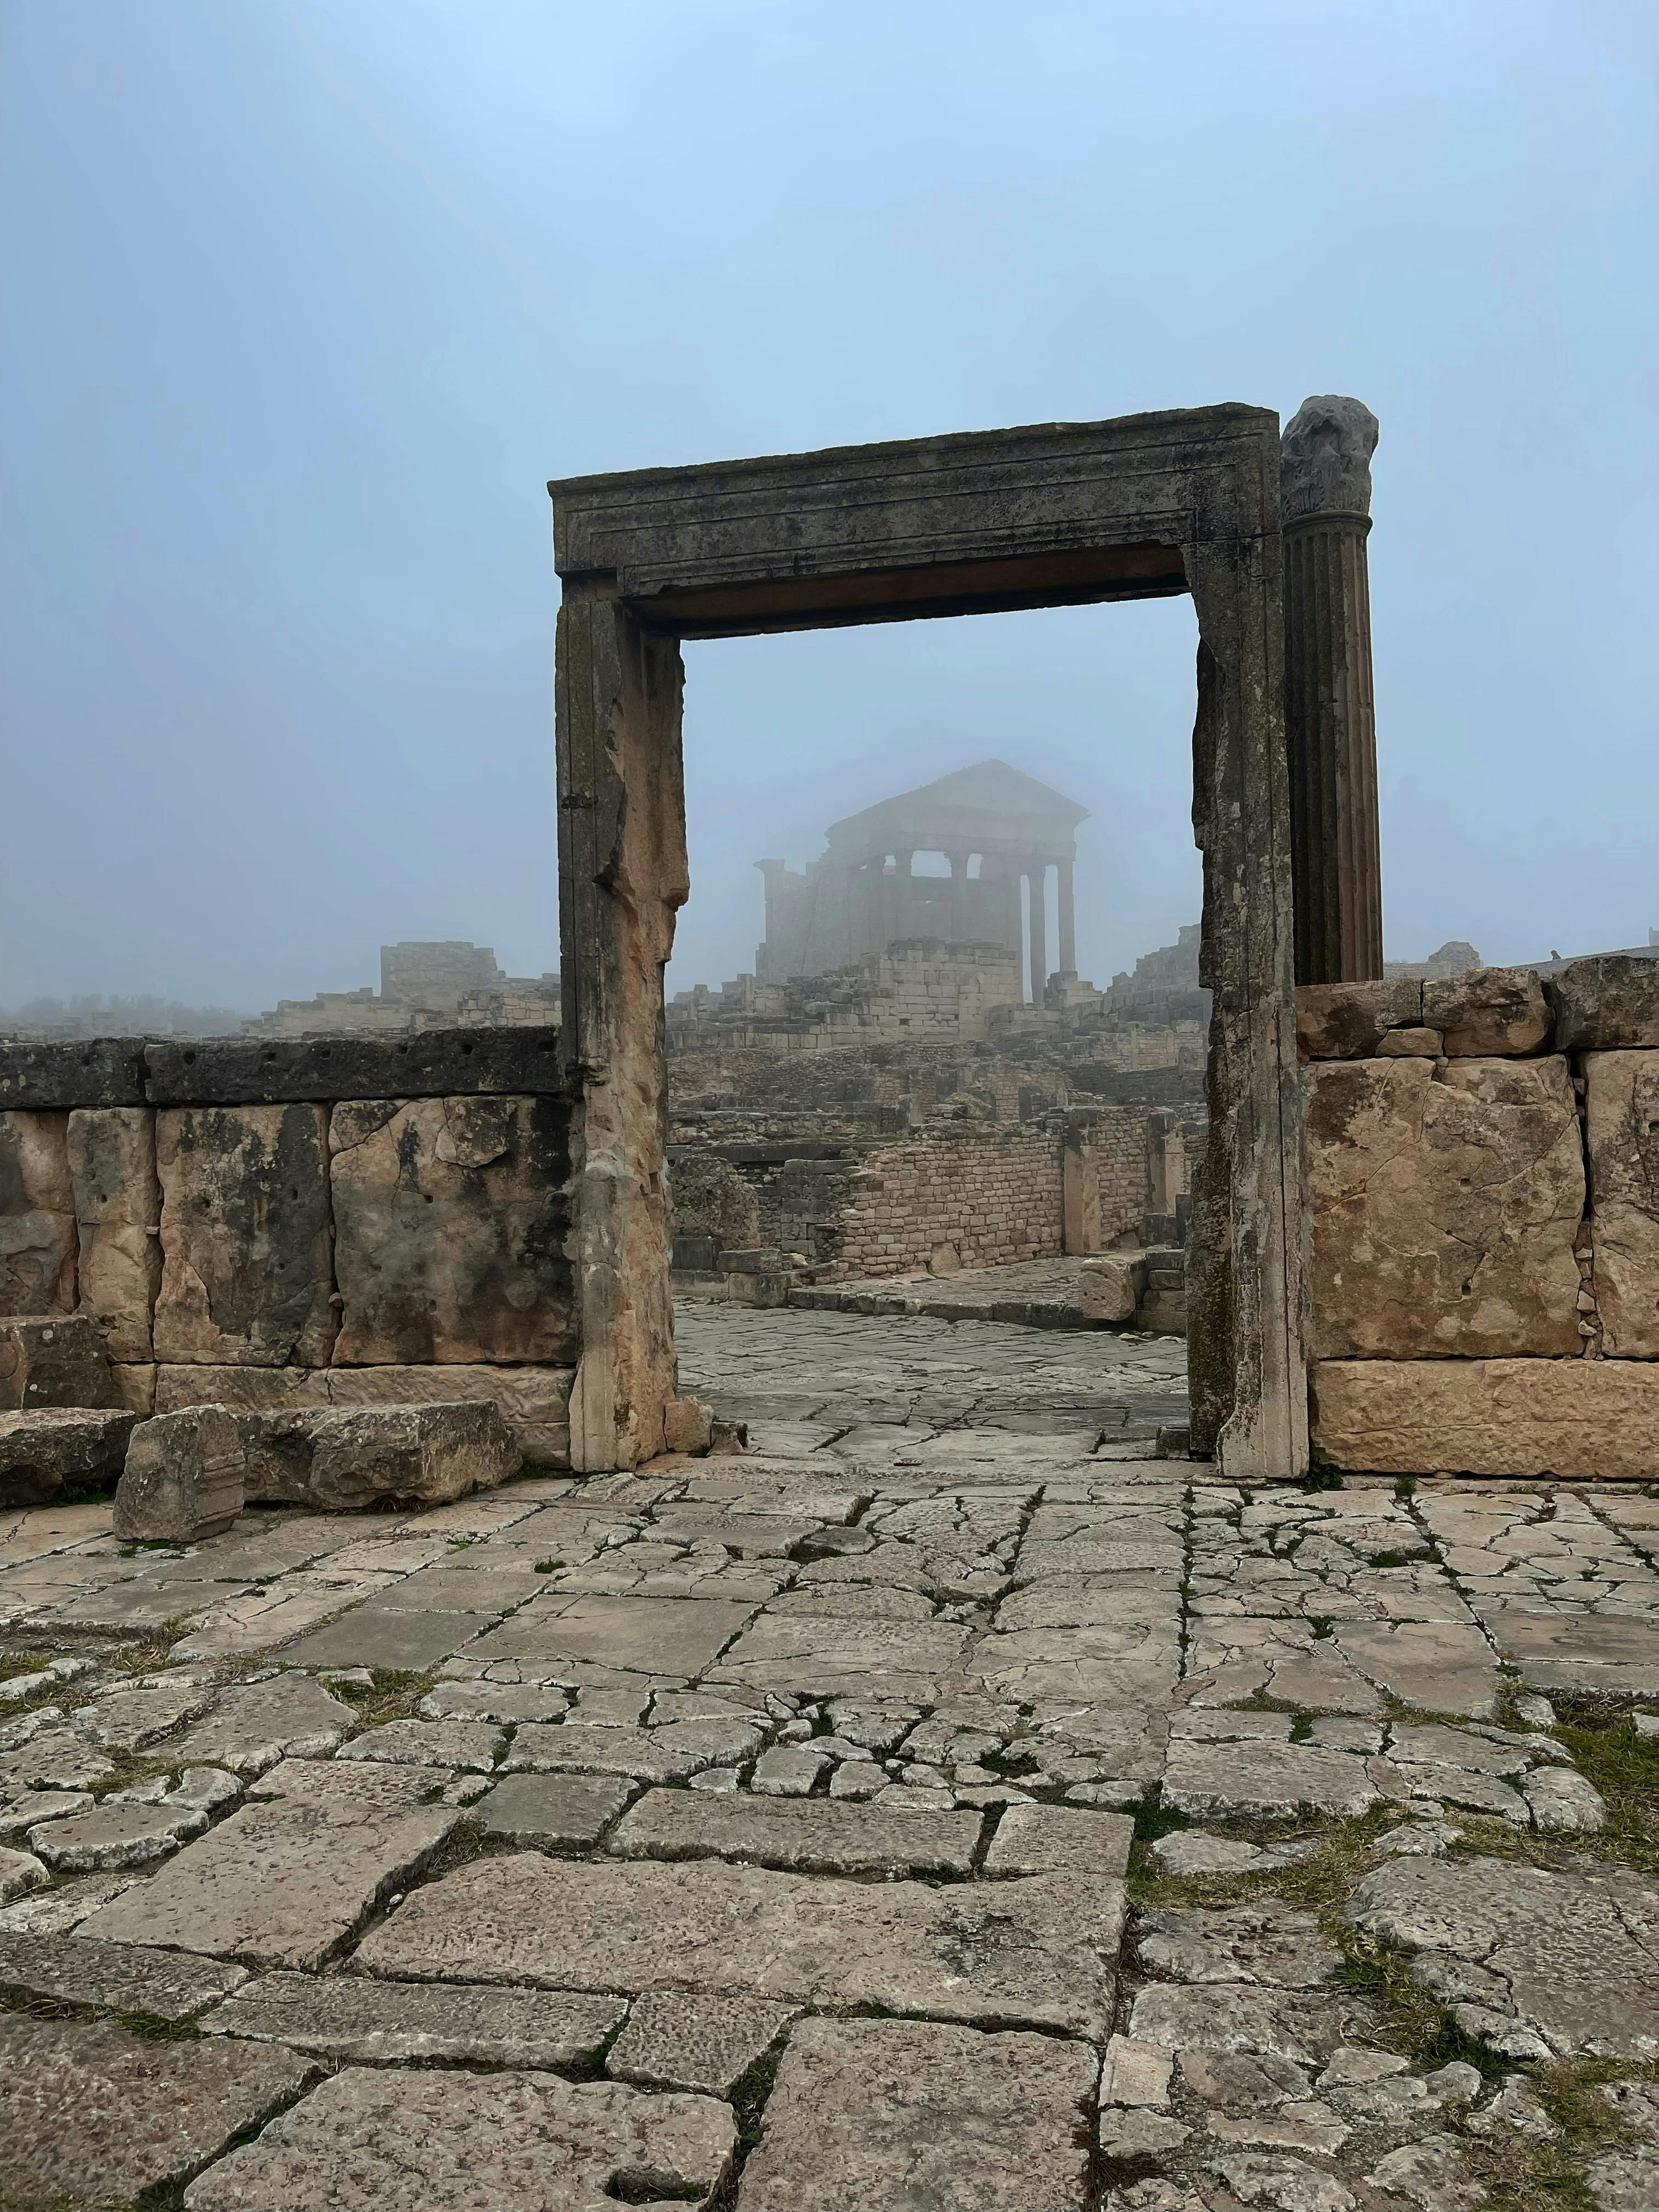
<box><xmin>0</xmin><ymin>1031</ymin><xmax>576</xmax><ymax>1464</ymax></box>
<box><xmin>1093</xmin><ymin>1106</ymin><xmax>1153</xmax><ymax>1242</ymax></box>
<box><xmin>832</xmin><ymin>1127</ymin><xmax>1066</xmax><ymax>1278</ymax></box>
<box><xmin>1299</xmin><ymin>959</ymin><xmax>1659</xmax><ymax>1478</ymax></box>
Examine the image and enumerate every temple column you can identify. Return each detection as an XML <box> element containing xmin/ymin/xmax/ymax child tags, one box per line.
<box><xmin>946</xmin><ymin>850</ymin><xmax>970</xmax><ymax>942</ymax></box>
<box><xmin>1028</xmin><ymin>857</ymin><xmax>1048</xmax><ymax>1003</ymax></box>
<box><xmin>1281</xmin><ymin>395</ymin><xmax>1384</xmax><ymax>985</ymax></box>
<box><xmin>1056</xmin><ymin>854</ymin><xmax>1076</xmax><ymax>975</ymax></box>
<box><xmin>893</xmin><ymin>848</ymin><xmax>913</xmax><ymax>948</ymax></box>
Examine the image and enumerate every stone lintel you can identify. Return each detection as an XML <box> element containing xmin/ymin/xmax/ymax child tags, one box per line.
<box><xmin>0</xmin><ymin>1029</ymin><xmax>571</xmax><ymax>1112</ymax></box>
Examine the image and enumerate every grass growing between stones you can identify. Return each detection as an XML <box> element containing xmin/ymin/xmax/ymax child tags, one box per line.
<box><xmin>328</xmin><ymin>1667</ymin><xmax>439</xmax><ymax>1733</ymax></box>
<box><xmin>1460</xmin><ymin>2058</ymin><xmax>1658</xmax><ymax>2212</ymax></box>
<box><xmin>1546</xmin><ymin>1701</ymin><xmax>1659</xmax><ymax>1878</ymax></box>
<box><xmin>111</xmin><ymin>1621</ymin><xmax>196</xmax><ymax>1676</ymax></box>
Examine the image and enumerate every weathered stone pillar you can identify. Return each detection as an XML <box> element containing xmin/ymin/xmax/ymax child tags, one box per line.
<box><xmin>1281</xmin><ymin>396</ymin><xmax>1383</xmax><ymax>985</ymax></box>
<box><xmin>556</xmin><ymin>593</ymin><xmax>689</xmax><ymax>1470</ymax></box>
<box><xmin>1027</xmin><ymin>860</ymin><xmax>1049</xmax><ymax>1003</ymax></box>
<box><xmin>1056</xmin><ymin>855</ymin><xmax>1076</xmax><ymax>975</ymax></box>
<box><xmin>1184</xmin><ymin>535</ymin><xmax>1308</xmax><ymax>1483</ymax></box>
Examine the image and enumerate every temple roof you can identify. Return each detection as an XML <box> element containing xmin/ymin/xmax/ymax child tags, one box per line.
<box><xmin>824</xmin><ymin>759</ymin><xmax>1087</xmax><ymax>863</ymax></box>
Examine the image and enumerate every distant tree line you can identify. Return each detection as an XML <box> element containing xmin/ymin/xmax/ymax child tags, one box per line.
<box><xmin>0</xmin><ymin>994</ymin><xmax>249</xmax><ymax>1039</ymax></box>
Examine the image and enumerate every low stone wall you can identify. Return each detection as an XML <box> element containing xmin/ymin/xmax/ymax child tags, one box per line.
<box><xmin>1300</xmin><ymin>957</ymin><xmax>1659</xmax><ymax>1476</ymax></box>
<box><xmin>0</xmin><ymin>1030</ymin><xmax>577</xmax><ymax>1464</ymax></box>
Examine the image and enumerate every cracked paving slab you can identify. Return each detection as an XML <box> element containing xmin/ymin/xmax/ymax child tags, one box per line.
<box><xmin>6</xmin><ymin>1299</ymin><xmax>1659</xmax><ymax>2211</ymax></box>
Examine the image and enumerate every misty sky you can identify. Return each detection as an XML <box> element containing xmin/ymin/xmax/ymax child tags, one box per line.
<box><xmin>3</xmin><ymin>3</ymin><xmax>1655</xmax><ymax>1015</ymax></box>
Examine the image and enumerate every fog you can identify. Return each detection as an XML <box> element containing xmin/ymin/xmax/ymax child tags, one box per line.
<box><xmin>3</xmin><ymin>2</ymin><xmax>1654</xmax><ymax>1017</ymax></box>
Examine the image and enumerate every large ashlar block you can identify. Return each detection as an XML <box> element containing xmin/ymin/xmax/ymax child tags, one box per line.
<box><xmin>0</xmin><ymin>1111</ymin><xmax>76</xmax><ymax>1316</ymax></box>
<box><xmin>152</xmin><ymin>1361</ymin><xmax>573</xmax><ymax>1466</ymax></box>
<box><xmin>154</xmin><ymin>1105</ymin><xmax>336</xmax><ymax>1367</ymax></box>
<box><xmin>1310</xmin><ymin>1359</ymin><xmax>1659</xmax><ymax>1480</ymax></box>
<box><xmin>329</xmin><ymin>1095</ymin><xmax>575</xmax><ymax>1366</ymax></box>
<box><xmin>1305</xmin><ymin>1056</ymin><xmax>1583</xmax><ymax>1359</ymax></box>
<box><xmin>1423</xmin><ymin>967</ymin><xmax>1551</xmax><ymax>1057</ymax></box>
<box><xmin>1296</xmin><ymin>979</ymin><xmax>1424</xmax><ymax>1060</ymax></box>
<box><xmin>1584</xmin><ymin>1051</ymin><xmax>1659</xmax><ymax>1357</ymax></box>
<box><xmin>1551</xmin><ymin>955</ymin><xmax>1659</xmax><ymax>1052</ymax></box>
<box><xmin>66</xmin><ymin>1107</ymin><xmax>161</xmax><ymax>1361</ymax></box>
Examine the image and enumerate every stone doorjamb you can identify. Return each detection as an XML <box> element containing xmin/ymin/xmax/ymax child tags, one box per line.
<box><xmin>550</xmin><ymin>405</ymin><xmax>1309</xmax><ymax>1481</ymax></box>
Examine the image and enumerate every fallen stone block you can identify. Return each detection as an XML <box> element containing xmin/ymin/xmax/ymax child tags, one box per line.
<box><xmin>235</xmin><ymin>1400</ymin><xmax>521</xmax><ymax>1509</ymax></box>
<box><xmin>0</xmin><ymin>1406</ymin><xmax>137</xmax><ymax>1506</ymax></box>
<box><xmin>114</xmin><ymin>1404</ymin><xmax>245</xmax><ymax>1542</ymax></box>
<box><xmin>1079</xmin><ymin>1255</ymin><xmax>1143</xmax><ymax>1323</ymax></box>
<box><xmin>663</xmin><ymin>1394</ymin><xmax>715</xmax><ymax>1453</ymax></box>
<box><xmin>1310</xmin><ymin>1358</ymin><xmax>1659</xmax><ymax>1480</ymax></box>
<box><xmin>0</xmin><ymin>2018</ymin><xmax>312</xmax><ymax>2210</ymax></box>
<box><xmin>66</xmin><ymin>1104</ymin><xmax>162</xmax><ymax>1359</ymax></box>
<box><xmin>0</xmin><ymin>1312</ymin><xmax>121</xmax><ymax>1412</ymax></box>
<box><xmin>154</xmin><ymin>1358</ymin><xmax>573</xmax><ymax>1466</ymax></box>
<box><xmin>183</xmin><ymin>2065</ymin><xmax>735</xmax><ymax>2212</ymax></box>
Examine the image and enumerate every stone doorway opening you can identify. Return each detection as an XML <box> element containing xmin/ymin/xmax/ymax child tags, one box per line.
<box><xmin>550</xmin><ymin>404</ymin><xmax>1374</xmax><ymax>1482</ymax></box>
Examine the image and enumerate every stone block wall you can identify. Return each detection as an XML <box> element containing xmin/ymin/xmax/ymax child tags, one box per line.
<box><xmin>667</xmin><ymin>1103</ymin><xmax>1155</xmax><ymax>1282</ymax></box>
<box><xmin>1300</xmin><ymin>957</ymin><xmax>1659</xmax><ymax>1477</ymax></box>
<box><xmin>0</xmin><ymin>1031</ymin><xmax>577</xmax><ymax>1465</ymax></box>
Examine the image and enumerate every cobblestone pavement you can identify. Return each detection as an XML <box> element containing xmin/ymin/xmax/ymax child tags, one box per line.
<box><xmin>2</xmin><ymin>1304</ymin><xmax>1657</xmax><ymax>2208</ymax></box>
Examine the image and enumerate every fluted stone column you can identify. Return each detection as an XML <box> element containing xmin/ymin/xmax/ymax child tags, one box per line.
<box><xmin>1028</xmin><ymin>859</ymin><xmax>1048</xmax><ymax>1003</ymax></box>
<box><xmin>1282</xmin><ymin>396</ymin><xmax>1384</xmax><ymax>985</ymax></box>
<box><xmin>946</xmin><ymin>850</ymin><xmax>970</xmax><ymax>942</ymax></box>
<box><xmin>1056</xmin><ymin>855</ymin><xmax>1076</xmax><ymax>975</ymax></box>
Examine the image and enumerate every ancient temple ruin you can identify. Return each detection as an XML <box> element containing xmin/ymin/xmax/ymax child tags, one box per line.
<box><xmin>755</xmin><ymin>760</ymin><xmax>1087</xmax><ymax>1003</ymax></box>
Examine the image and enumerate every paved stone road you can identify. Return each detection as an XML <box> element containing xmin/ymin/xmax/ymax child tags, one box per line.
<box><xmin>2</xmin><ymin>1304</ymin><xmax>1657</xmax><ymax>2208</ymax></box>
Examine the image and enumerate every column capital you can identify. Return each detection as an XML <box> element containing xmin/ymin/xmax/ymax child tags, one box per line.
<box><xmin>1281</xmin><ymin>395</ymin><xmax>1378</xmax><ymax>528</ymax></box>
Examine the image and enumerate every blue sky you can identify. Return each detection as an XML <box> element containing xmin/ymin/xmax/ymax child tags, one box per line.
<box><xmin>2</xmin><ymin>1</ymin><xmax>1654</xmax><ymax>1011</ymax></box>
